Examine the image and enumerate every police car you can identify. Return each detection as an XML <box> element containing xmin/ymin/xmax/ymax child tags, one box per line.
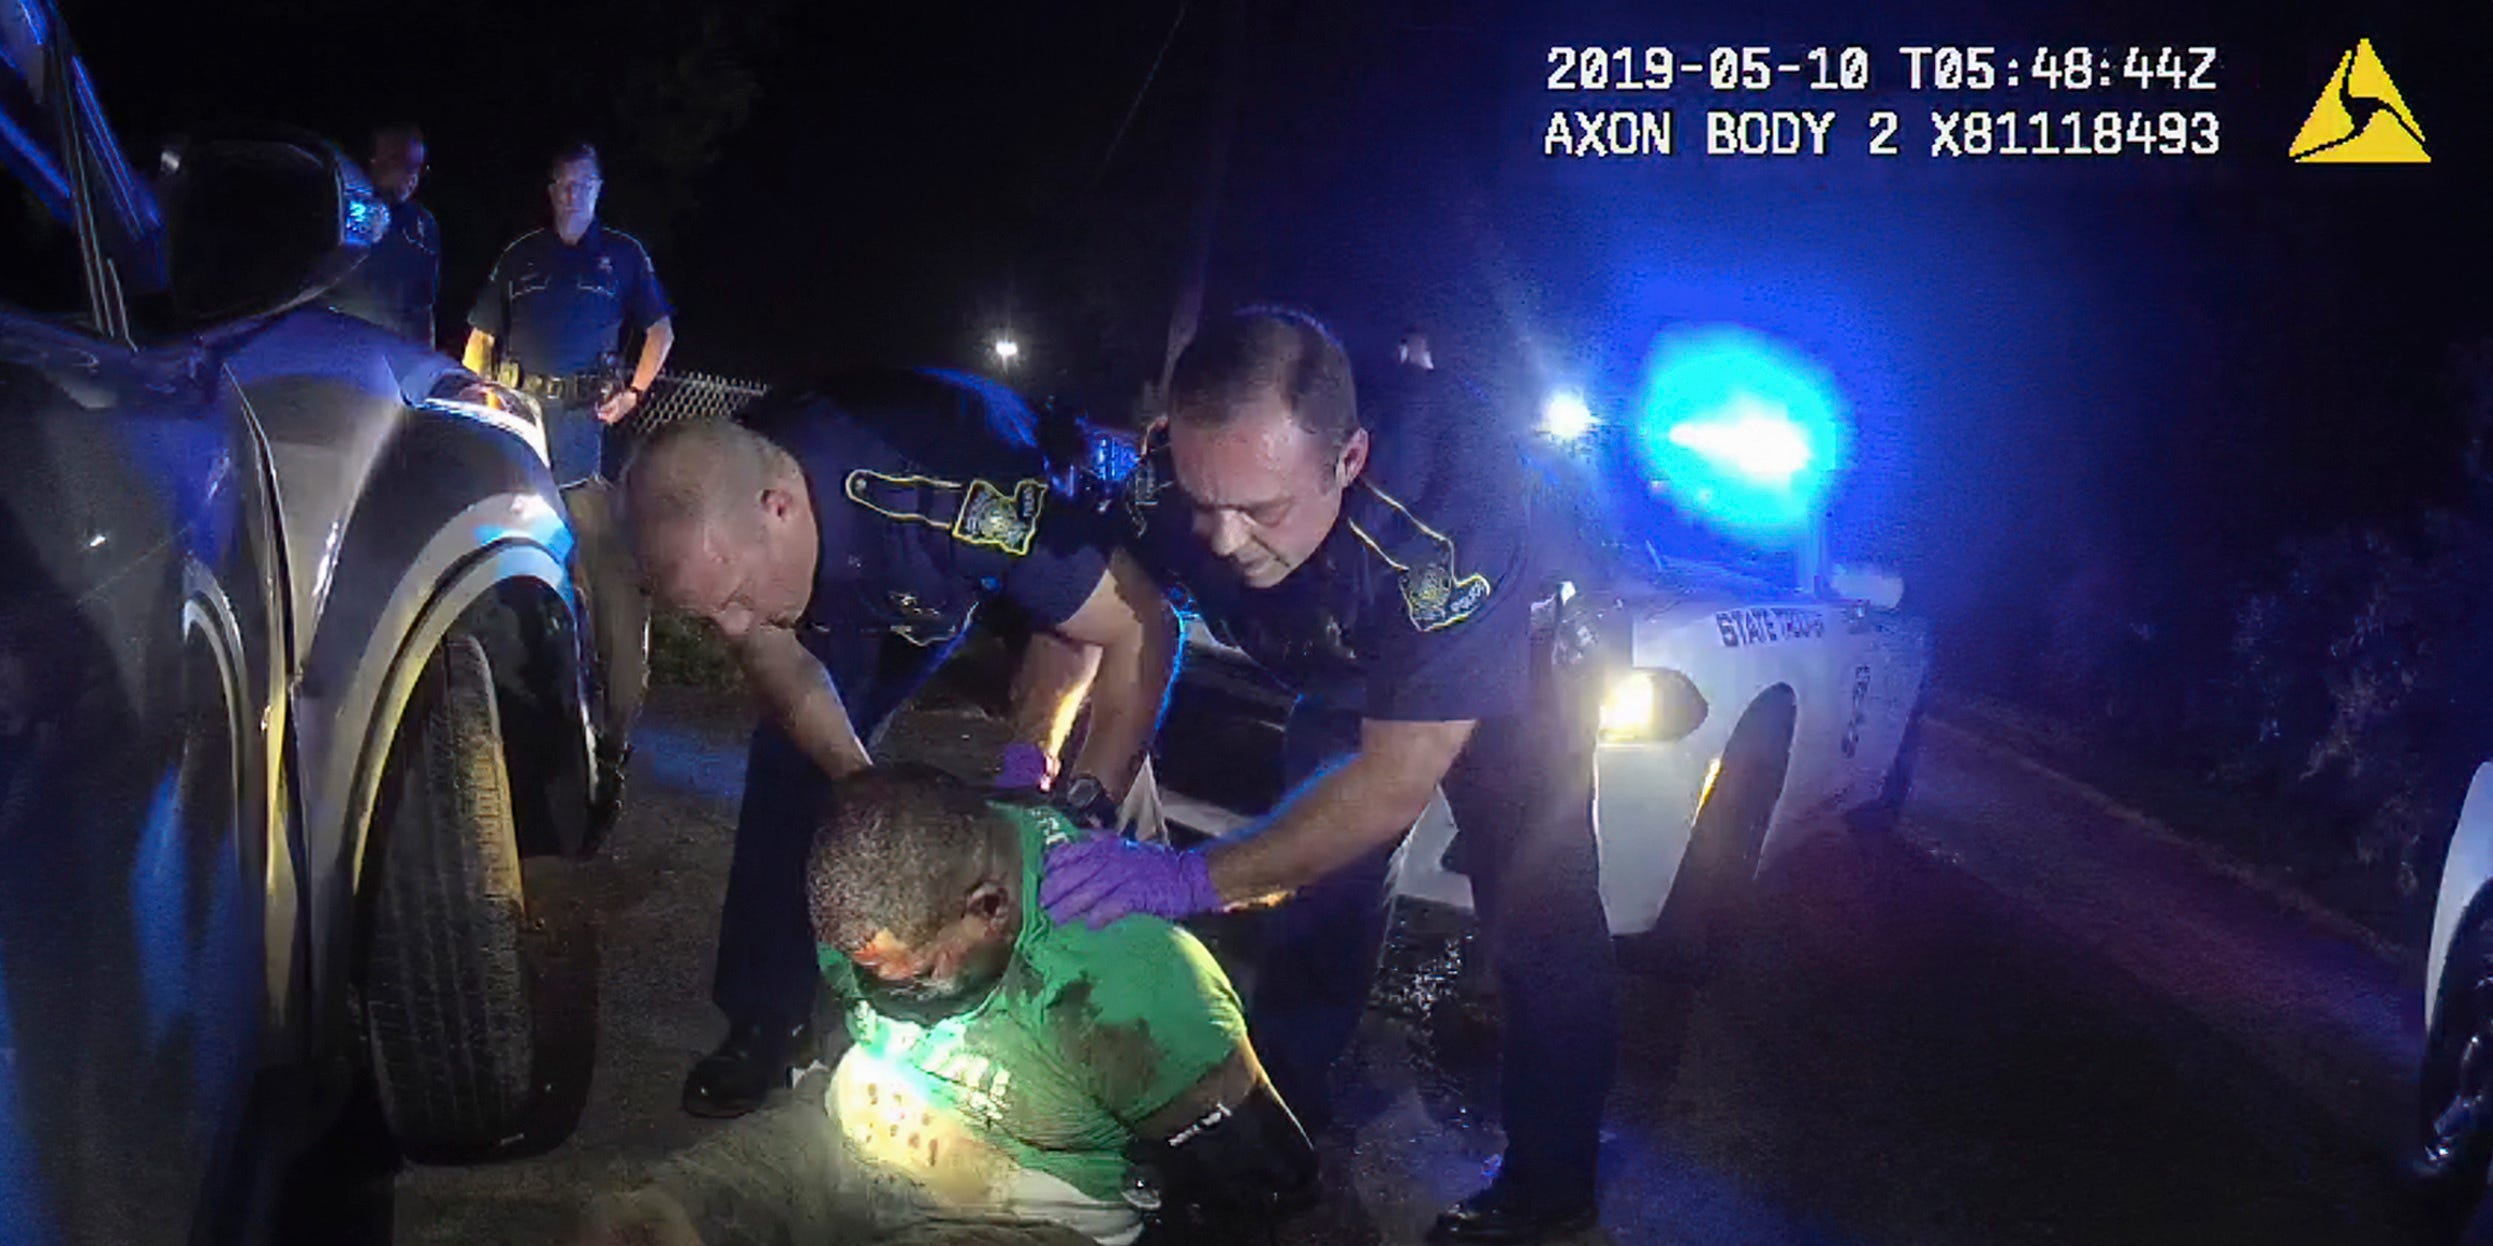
<box><xmin>1155</xmin><ymin>528</ymin><xmax>1931</xmax><ymax>942</ymax></box>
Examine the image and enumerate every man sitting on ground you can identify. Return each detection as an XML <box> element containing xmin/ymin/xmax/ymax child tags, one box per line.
<box><xmin>579</xmin><ymin>768</ymin><xmax>1317</xmax><ymax>1246</ymax></box>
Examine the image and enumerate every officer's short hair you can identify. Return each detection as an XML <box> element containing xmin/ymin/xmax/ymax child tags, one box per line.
<box><xmin>619</xmin><ymin>417</ymin><xmax>789</xmax><ymax>549</ymax></box>
<box><xmin>806</xmin><ymin>766</ymin><xmax>1017</xmax><ymax>952</ymax></box>
<box><xmin>1168</xmin><ymin>307</ymin><xmax>1359</xmax><ymax>454</ymax></box>
<box><xmin>549</xmin><ymin>143</ymin><xmax>601</xmax><ymax>179</ymax></box>
<box><xmin>370</xmin><ymin>124</ymin><xmax>423</xmax><ymax>157</ymax></box>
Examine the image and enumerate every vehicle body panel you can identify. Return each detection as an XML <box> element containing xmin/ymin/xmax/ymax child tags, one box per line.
<box><xmin>0</xmin><ymin>301</ymin><xmax>282</xmax><ymax>1242</ymax></box>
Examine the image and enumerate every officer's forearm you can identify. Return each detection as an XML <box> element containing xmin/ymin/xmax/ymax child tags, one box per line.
<box><xmin>462</xmin><ymin>329</ymin><xmax>495</xmax><ymax>375</ymax></box>
<box><xmin>1205</xmin><ymin>724</ymin><xmax>1469</xmax><ymax>905</ymax></box>
<box><xmin>1041</xmin><ymin>553</ymin><xmax>1182</xmax><ymax>797</ymax></box>
<box><xmin>1007</xmin><ymin>631</ymin><xmax>1099</xmax><ymax>760</ymax></box>
<box><xmin>1062</xmin><ymin>595</ymin><xmax>1175</xmax><ymax>799</ymax></box>
<box><xmin>735</xmin><ymin>627</ymin><xmax>871</xmax><ymax>780</ymax></box>
<box><xmin>631</xmin><ymin>318</ymin><xmax>676</xmax><ymax>393</ymax></box>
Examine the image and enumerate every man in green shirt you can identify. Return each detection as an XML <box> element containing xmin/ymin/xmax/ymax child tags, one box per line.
<box><xmin>578</xmin><ymin>770</ymin><xmax>1316</xmax><ymax>1246</ymax></box>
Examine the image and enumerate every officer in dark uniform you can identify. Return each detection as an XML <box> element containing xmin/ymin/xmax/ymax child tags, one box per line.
<box><xmin>325</xmin><ymin>125</ymin><xmax>439</xmax><ymax>344</ymax></box>
<box><xmin>620</xmin><ymin>368</ymin><xmax>1179</xmax><ymax>1119</ymax></box>
<box><xmin>463</xmin><ymin>143</ymin><xmax>676</xmax><ymax>484</ymax></box>
<box><xmin>1039</xmin><ymin>308</ymin><xmax>1613</xmax><ymax>1244</ymax></box>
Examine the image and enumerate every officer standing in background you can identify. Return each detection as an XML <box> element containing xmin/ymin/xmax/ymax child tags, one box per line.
<box><xmin>1396</xmin><ymin>324</ymin><xmax>1434</xmax><ymax>372</ymax></box>
<box><xmin>463</xmin><ymin>143</ymin><xmax>676</xmax><ymax>484</ymax></box>
<box><xmin>326</xmin><ymin>125</ymin><xmax>438</xmax><ymax>344</ymax></box>
<box><xmin>619</xmin><ymin>367</ymin><xmax>1179</xmax><ymax>1119</ymax></box>
<box><xmin>1040</xmin><ymin>308</ymin><xmax>1614</xmax><ymax>1245</ymax></box>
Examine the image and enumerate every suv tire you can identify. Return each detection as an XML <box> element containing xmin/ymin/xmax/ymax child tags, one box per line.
<box><xmin>362</xmin><ymin>632</ymin><xmax>537</xmax><ymax>1155</ymax></box>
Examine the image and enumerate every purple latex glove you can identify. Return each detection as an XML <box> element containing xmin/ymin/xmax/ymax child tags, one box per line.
<box><xmin>1040</xmin><ymin>834</ymin><xmax>1222</xmax><ymax>929</ymax></box>
<box><xmin>996</xmin><ymin>741</ymin><xmax>1057</xmax><ymax>791</ymax></box>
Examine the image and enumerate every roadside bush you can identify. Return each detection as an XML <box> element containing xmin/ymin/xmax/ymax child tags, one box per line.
<box><xmin>2213</xmin><ymin>510</ymin><xmax>2493</xmax><ymax>902</ymax></box>
<box><xmin>648</xmin><ymin>611</ymin><xmax>742</xmax><ymax>692</ymax></box>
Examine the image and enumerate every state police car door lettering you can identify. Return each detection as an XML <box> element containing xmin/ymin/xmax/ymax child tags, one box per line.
<box><xmin>1713</xmin><ymin>607</ymin><xmax>1826</xmax><ymax>649</ymax></box>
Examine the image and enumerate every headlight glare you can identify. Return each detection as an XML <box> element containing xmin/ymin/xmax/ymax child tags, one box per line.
<box><xmin>1598</xmin><ymin>668</ymin><xmax>1707</xmax><ymax>743</ymax></box>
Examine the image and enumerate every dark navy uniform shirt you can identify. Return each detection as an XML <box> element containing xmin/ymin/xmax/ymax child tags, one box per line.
<box><xmin>326</xmin><ymin>198</ymin><xmax>439</xmax><ymax>343</ymax></box>
<box><xmin>465</xmin><ymin>224</ymin><xmax>671</xmax><ymax>378</ymax></box>
<box><xmin>1128</xmin><ymin>367</ymin><xmax>1557</xmax><ymax>723</ymax></box>
<box><xmin>740</xmin><ymin>369</ymin><xmax>1111</xmax><ymax>651</ymax></box>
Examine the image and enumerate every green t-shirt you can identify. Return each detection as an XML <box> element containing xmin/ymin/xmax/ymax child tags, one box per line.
<box><xmin>816</xmin><ymin>804</ymin><xmax>1247</xmax><ymax>1243</ymax></box>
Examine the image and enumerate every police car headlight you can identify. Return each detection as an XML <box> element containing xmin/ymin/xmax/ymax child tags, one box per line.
<box><xmin>421</xmin><ymin>373</ymin><xmax>548</xmax><ymax>467</ymax></box>
<box><xmin>1598</xmin><ymin>669</ymin><xmax>1706</xmax><ymax>744</ymax></box>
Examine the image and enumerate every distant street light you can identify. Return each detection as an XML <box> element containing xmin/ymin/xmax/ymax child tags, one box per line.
<box><xmin>993</xmin><ymin>336</ymin><xmax>1021</xmax><ymax>365</ymax></box>
<box><xmin>1541</xmin><ymin>389</ymin><xmax>1597</xmax><ymax>443</ymax></box>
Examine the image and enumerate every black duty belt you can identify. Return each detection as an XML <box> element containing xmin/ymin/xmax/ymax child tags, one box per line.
<box><xmin>516</xmin><ymin>372</ymin><xmax>604</xmax><ymax>403</ymax></box>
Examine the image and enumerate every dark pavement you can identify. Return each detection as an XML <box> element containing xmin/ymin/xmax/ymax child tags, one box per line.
<box><xmin>385</xmin><ymin>688</ymin><xmax>2436</xmax><ymax>1245</ymax></box>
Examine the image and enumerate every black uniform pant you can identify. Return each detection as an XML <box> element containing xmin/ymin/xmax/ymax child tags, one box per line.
<box><xmin>712</xmin><ymin>629</ymin><xmax>958</xmax><ymax>1029</ymax></box>
<box><xmin>1248</xmin><ymin>655</ymin><xmax>1615</xmax><ymax>1208</ymax></box>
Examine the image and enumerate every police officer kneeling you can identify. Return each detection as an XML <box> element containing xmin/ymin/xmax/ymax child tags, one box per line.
<box><xmin>621</xmin><ymin>369</ymin><xmax>1178</xmax><ymax>1117</ymax></box>
<box><xmin>1041</xmin><ymin>309</ymin><xmax>1614</xmax><ymax>1244</ymax></box>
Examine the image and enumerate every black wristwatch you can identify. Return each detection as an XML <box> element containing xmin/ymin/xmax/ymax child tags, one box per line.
<box><xmin>1055</xmin><ymin>775</ymin><xmax>1121</xmax><ymax>830</ymax></box>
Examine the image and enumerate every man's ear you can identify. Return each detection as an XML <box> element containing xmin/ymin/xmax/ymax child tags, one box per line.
<box><xmin>758</xmin><ymin>485</ymin><xmax>796</xmax><ymax>523</ymax></box>
<box><xmin>966</xmin><ymin>881</ymin><xmax>1012</xmax><ymax>929</ymax></box>
<box><xmin>1336</xmin><ymin>428</ymin><xmax>1371</xmax><ymax>486</ymax></box>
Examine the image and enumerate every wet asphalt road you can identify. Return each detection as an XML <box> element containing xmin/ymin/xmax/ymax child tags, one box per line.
<box><xmin>380</xmin><ymin>686</ymin><xmax>2437</xmax><ymax>1246</ymax></box>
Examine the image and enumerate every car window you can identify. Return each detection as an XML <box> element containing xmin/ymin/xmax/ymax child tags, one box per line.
<box><xmin>0</xmin><ymin>182</ymin><xmax>79</xmax><ymax>314</ymax></box>
<box><xmin>0</xmin><ymin>0</ymin><xmax>83</xmax><ymax>317</ymax></box>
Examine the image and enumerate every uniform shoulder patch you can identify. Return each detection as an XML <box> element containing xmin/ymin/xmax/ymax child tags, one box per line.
<box><xmin>1345</xmin><ymin>481</ymin><xmax>1493</xmax><ymax>633</ymax></box>
<box><xmin>845</xmin><ymin>469</ymin><xmax>1047</xmax><ymax>557</ymax></box>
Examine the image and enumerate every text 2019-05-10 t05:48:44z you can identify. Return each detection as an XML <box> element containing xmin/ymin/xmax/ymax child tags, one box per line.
<box><xmin>1544</xmin><ymin>45</ymin><xmax>2220</xmax><ymax>94</ymax></box>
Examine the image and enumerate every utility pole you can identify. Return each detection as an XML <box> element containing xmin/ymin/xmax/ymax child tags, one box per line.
<box><xmin>1162</xmin><ymin>0</ymin><xmax>1257</xmax><ymax>388</ymax></box>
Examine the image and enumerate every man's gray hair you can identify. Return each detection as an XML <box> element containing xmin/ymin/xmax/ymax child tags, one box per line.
<box><xmin>619</xmin><ymin>417</ymin><xmax>792</xmax><ymax>544</ymax></box>
<box><xmin>806</xmin><ymin>766</ymin><xmax>1017</xmax><ymax>952</ymax></box>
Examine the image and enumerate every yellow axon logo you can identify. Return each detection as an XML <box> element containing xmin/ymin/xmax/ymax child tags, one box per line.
<box><xmin>2289</xmin><ymin>38</ymin><xmax>2428</xmax><ymax>164</ymax></box>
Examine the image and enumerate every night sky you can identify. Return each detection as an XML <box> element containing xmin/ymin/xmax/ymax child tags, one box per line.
<box><xmin>56</xmin><ymin>0</ymin><xmax>2493</xmax><ymax>671</ymax></box>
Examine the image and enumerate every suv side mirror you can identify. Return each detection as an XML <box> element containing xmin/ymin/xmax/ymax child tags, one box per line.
<box><xmin>156</xmin><ymin>130</ymin><xmax>386</xmax><ymax>328</ymax></box>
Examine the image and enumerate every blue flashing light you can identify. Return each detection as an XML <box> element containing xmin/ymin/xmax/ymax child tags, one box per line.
<box><xmin>1631</xmin><ymin>325</ymin><xmax>1850</xmax><ymax>545</ymax></box>
<box><xmin>1541</xmin><ymin>389</ymin><xmax>1597</xmax><ymax>443</ymax></box>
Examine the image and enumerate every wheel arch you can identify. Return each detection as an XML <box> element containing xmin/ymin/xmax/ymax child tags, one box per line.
<box><xmin>305</xmin><ymin>535</ymin><xmax>591</xmax><ymax>1055</ymax></box>
<box><xmin>2430</xmin><ymin>762</ymin><xmax>2493</xmax><ymax>1035</ymax></box>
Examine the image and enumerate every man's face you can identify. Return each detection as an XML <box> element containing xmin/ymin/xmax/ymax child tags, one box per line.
<box><xmin>370</xmin><ymin>136</ymin><xmax>424</xmax><ymax>203</ymax></box>
<box><xmin>1168</xmin><ymin>390</ymin><xmax>1365</xmax><ymax>589</ymax></box>
<box><xmin>548</xmin><ymin>158</ymin><xmax>602</xmax><ymax>231</ymax></box>
<box><xmin>842</xmin><ymin>891</ymin><xmax>1015</xmax><ymax>1020</ymax></box>
<box><xmin>641</xmin><ymin>493</ymin><xmax>816</xmax><ymax>642</ymax></box>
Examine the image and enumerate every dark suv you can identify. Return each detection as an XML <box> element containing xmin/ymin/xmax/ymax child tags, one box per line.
<box><xmin>0</xmin><ymin>2</ymin><xmax>620</xmax><ymax>1238</ymax></box>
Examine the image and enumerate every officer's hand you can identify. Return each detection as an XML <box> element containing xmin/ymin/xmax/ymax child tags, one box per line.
<box><xmin>596</xmin><ymin>388</ymin><xmax>642</xmax><ymax>424</ymax></box>
<box><xmin>1040</xmin><ymin>834</ymin><xmax>1222</xmax><ymax>929</ymax></box>
<box><xmin>995</xmin><ymin>741</ymin><xmax>1057</xmax><ymax>791</ymax></box>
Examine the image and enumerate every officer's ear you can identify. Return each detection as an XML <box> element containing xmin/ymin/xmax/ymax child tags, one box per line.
<box><xmin>757</xmin><ymin>485</ymin><xmax>797</xmax><ymax>523</ymax></box>
<box><xmin>1333</xmin><ymin>428</ymin><xmax>1370</xmax><ymax>487</ymax></box>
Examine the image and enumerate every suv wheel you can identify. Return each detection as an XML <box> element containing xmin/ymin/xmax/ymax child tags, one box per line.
<box><xmin>360</xmin><ymin>631</ymin><xmax>558</xmax><ymax>1156</ymax></box>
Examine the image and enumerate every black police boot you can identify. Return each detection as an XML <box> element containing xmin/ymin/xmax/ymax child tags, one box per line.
<box><xmin>681</xmin><ymin>1018</ymin><xmax>816</xmax><ymax>1119</ymax></box>
<box><xmin>1425</xmin><ymin>1178</ymin><xmax>1599</xmax><ymax>1245</ymax></box>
